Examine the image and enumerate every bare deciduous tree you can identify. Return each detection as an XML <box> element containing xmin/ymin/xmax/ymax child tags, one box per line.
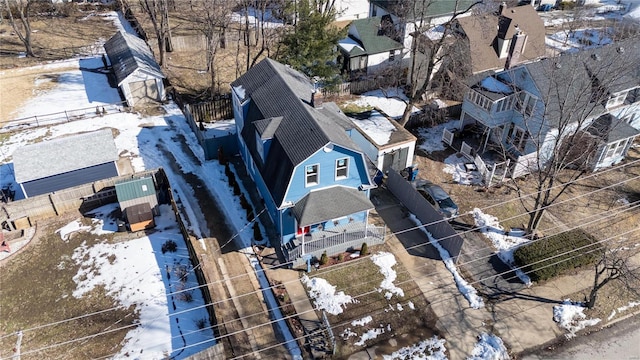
<box><xmin>396</xmin><ymin>0</ymin><xmax>483</xmax><ymax>127</ymax></box>
<box><xmin>140</xmin><ymin>0</ymin><xmax>172</xmax><ymax>67</ymax></box>
<box><xmin>506</xmin><ymin>41</ymin><xmax>640</xmax><ymax>233</ymax></box>
<box><xmin>587</xmin><ymin>243</ymin><xmax>640</xmax><ymax>309</ymax></box>
<box><xmin>3</xmin><ymin>0</ymin><xmax>35</xmax><ymax>57</ymax></box>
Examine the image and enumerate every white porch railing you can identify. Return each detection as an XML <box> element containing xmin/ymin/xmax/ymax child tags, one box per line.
<box><xmin>442</xmin><ymin>128</ymin><xmax>454</xmax><ymax>146</ymax></box>
<box><xmin>283</xmin><ymin>225</ymin><xmax>386</xmax><ymax>268</ymax></box>
<box><xmin>461</xmin><ymin>141</ymin><xmax>474</xmax><ymax>160</ymax></box>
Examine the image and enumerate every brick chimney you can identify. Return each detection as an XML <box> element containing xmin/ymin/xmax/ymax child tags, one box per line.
<box><xmin>311</xmin><ymin>90</ymin><xmax>323</xmax><ymax>108</ymax></box>
<box><xmin>505</xmin><ymin>28</ymin><xmax>528</xmax><ymax>69</ymax></box>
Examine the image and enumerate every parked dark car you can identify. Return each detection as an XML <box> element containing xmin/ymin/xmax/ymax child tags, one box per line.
<box><xmin>415</xmin><ymin>180</ymin><xmax>459</xmax><ymax>219</ymax></box>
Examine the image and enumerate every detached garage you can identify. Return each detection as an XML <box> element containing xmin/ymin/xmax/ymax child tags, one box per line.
<box><xmin>104</xmin><ymin>31</ymin><xmax>166</xmax><ymax>107</ymax></box>
<box><xmin>13</xmin><ymin>129</ymin><xmax>120</xmax><ymax>198</ymax></box>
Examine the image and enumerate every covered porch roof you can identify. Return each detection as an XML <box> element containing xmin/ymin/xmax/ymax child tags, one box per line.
<box><xmin>292</xmin><ymin>186</ymin><xmax>374</xmax><ymax>227</ymax></box>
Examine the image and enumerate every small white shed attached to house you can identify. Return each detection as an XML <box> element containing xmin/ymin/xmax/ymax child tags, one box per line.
<box><xmin>104</xmin><ymin>31</ymin><xmax>165</xmax><ymax>107</ymax></box>
<box><xmin>347</xmin><ymin>110</ymin><xmax>417</xmax><ymax>172</ymax></box>
<box><xmin>13</xmin><ymin>129</ymin><xmax>120</xmax><ymax>198</ymax></box>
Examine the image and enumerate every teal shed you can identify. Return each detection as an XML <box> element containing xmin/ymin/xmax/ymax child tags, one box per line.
<box><xmin>115</xmin><ymin>177</ymin><xmax>159</xmax><ymax>216</ymax></box>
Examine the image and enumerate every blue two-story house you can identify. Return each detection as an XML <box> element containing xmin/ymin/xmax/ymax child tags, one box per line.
<box><xmin>231</xmin><ymin>58</ymin><xmax>385</xmax><ymax>266</ymax></box>
<box><xmin>448</xmin><ymin>40</ymin><xmax>639</xmax><ymax>181</ymax></box>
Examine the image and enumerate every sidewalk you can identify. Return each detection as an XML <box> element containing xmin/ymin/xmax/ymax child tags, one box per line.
<box><xmin>371</xmin><ymin>186</ymin><xmax>640</xmax><ymax>359</ymax></box>
<box><xmin>265</xmin><ymin>267</ymin><xmax>328</xmax><ymax>358</ymax></box>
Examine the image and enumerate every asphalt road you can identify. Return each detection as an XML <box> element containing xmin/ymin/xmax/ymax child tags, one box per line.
<box><xmin>522</xmin><ymin>314</ymin><xmax>640</xmax><ymax>360</ymax></box>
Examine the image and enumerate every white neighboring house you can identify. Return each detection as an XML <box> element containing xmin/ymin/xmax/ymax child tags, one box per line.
<box><xmin>333</xmin><ymin>0</ymin><xmax>371</xmax><ymax>21</ymax></box>
<box><xmin>346</xmin><ymin>110</ymin><xmax>417</xmax><ymax>172</ymax></box>
<box><xmin>369</xmin><ymin>0</ymin><xmax>476</xmax><ymax>50</ymax></box>
<box><xmin>104</xmin><ymin>31</ymin><xmax>166</xmax><ymax>107</ymax></box>
<box><xmin>338</xmin><ymin>17</ymin><xmax>404</xmax><ymax>77</ymax></box>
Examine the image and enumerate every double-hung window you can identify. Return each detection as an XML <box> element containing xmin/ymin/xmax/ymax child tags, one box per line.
<box><xmin>336</xmin><ymin>158</ymin><xmax>348</xmax><ymax>179</ymax></box>
<box><xmin>305</xmin><ymin>164</ymin><xmax>319</xmax><ymax>186</ymax></box>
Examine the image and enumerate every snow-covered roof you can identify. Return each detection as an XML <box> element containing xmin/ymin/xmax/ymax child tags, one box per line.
<box><xmin>14</xmin><ymin>129</ymin><xmax>119</xmax><ymax>183</ymax></box>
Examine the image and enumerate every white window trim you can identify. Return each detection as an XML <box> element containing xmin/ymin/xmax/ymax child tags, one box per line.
<box><xmin>305</xmin><ymin>164</ymin><xmax>319</xmax><ymax>187</ymax></box>
<box><xmin>335</xmin><ymin>158</ymin><xmax>349</xmax><ymax>180</ymax></box>
<box><xmin>255</xmin><ymin>130</ymin><xmax>264</xmax><ymax>161</ymax></box>
<box><xmin>607</xmin><ymin>91</ymin><xmax>627</xmax><ymax>108</ymax></box>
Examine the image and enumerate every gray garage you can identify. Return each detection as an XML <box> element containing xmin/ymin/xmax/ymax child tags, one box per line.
<box><xmin>13</xmin><ymin>129</ymin><xmax>120</xmax><ymax>198</ymax></box>
<box><xmin>104</xmin><ymin>31</ymin><xmax>166</xmax><ymax>107</ymax></box>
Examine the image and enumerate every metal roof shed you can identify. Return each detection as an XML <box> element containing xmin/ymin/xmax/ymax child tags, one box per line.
<box><xmin>115</xmin><ymin>176</ymin><xmax>159</xmax><ymax>216</ymax></box>
<box><xmin>104</xmin><ymin>31</ymin><xmax>166</xmax><ymax>107</ymax></box>
<box><xmin>13</xmin><ymin>129</ymin><xmax>119</xmax><ymax>198</ymax></box>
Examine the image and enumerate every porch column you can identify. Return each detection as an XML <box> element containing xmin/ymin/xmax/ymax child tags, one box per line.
<box><xmin>365</xmin><ymin>210</ymin><xmax>369</xmax><ymax>238</ymax></box>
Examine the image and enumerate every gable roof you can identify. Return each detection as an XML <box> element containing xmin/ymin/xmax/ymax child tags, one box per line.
<box><xmin>339</xmin><ymin>17</ymin><xmax>404</xmax><ymax>57</ymax></box>
<box><xmin>371</xmin><ymin>0</ymin><xmax>478</xmax><ymax>21</ymax></box>
<box><xmin>456</xmin><ymin>5</ymin><xmax>545</xmax><ymax>73</ymax></box>
<box><xmin>583</xmin><ymin>39</ymin><xmax>640</xmax><ymax>94</ymax></box>
<box><xmin>14</xmin><ymin>129</ymin><xmax>119</xmax><ymax>183</ymax></box>
<box><xmin>231</xmin><ymin>58</ymin><xmax>369</xmax><ymax>206</ymax></box>
<box><xmin>104</xmin><ymin>31</ymin><xmax>164</xmax><ymax>86</ymax></box>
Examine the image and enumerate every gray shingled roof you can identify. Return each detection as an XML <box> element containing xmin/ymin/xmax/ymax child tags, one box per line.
<box><xmin>104</xmin><ymin>31</ymin><xmax>164</xmax><ymax>86</ymax></box>
<box><xmin>524</xmin><ymin>54</ymin><xmax>606</xmax><ymax>127</ymax></box>
<box><xmin>340</xmin><ymin>17</ymin><xmax>403</xmax><ymax>57</ymax></box>
<box><xmin>583</xmin><ymin>39</ymin><xmax>640</xmax><ymax>94</ymax></box>
<box><xmin>231</xmin><ymin>58</ymin><xmax>369</xmax><ymax>206</ymax></box>
<box><xmin>14</xmin><ymin>129</ymin><xmax>118</xmax><ymax>183</ymax></box>
<box><xmin>292</xmin><ymin>186</ymin><xmax>374</xmax><ymax>227</ymax></box>
<box><xmin>587</xmin><ymin>114</ymin><xmax>639</xmax><ymax>143</ymax></box>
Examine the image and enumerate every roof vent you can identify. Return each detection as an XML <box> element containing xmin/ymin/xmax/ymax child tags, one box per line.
<box><xmin>555</xmin><ymin>62</ymin><xmax>562</xmax><ymax>69</ymax></box>
<box><xmin>591</xmin><ymin>53</ymin><xmax>601</xmax><ymax>61</ymax></box>
<box><xmin>617</xmin><ymin>46</ymin><xmax>625</xmax><ymax>54</ymax></box>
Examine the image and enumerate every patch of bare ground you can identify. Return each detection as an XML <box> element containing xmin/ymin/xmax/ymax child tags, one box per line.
<box><xmin>127</xmin><ymin>3</ymin><xmax>275</xmax><ymax>99</ymax></box>
<box><xmin>309</xmin><ymin>243</ymin><xmax>440</xmax><ymax>359</ymax></box>
<box><xmin>0</xmin><ymin>7</ymin><xmax>118</xmax><ymax>121</ymax></box>
<box><xmin>0</xmin><ymin>213</ymin><xmax>136</xmax><ymax>359</ymax></box>
<box><xmin>0</xmin><ymin>5</ymin><xmax>117</xmax><ymax>68</ymax></box>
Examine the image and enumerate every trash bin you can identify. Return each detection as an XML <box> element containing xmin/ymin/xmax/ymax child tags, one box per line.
<box><xmin>117</xmin><ymin>219</ymin><xmax>127</xmax><ymax>232</ymax></box>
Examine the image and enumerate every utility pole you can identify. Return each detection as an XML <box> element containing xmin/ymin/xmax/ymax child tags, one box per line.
<box><xmin>12</xmin><ymin>330</ymin><xmax>23</xmax><ymax>360</ymax></box>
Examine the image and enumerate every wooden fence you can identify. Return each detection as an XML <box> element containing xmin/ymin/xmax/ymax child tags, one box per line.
<box><xmin>1</xmin><ymin>169</ymin><xmax>161</xmax><ymax>228</ymax></box>
<box><xmin>185</xmin><ymin>95</ymin><xmax>233</xmax><ymax>123</ymax></box>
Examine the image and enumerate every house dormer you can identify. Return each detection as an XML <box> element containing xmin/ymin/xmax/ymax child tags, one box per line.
<box><xmin>253</xmin><ymin>116</ymin><xmax>282</xmax><ymax>163</ymax></box>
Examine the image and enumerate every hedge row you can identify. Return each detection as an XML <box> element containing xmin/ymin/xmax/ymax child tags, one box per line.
<box><xmin>513</xmin><ymin>229</ymin><xmax>601</xmax><ymax>282</ymax></box>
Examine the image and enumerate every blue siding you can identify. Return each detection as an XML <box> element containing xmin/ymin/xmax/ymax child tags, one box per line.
<box><xmin>237</xmin><ymin>134</ymin><xmax>282</xmax><ymax>235</ymax></box>
<box><xmin>283</xmin><ymin>145</ymin><xmax>370</xmax><ymax>204</ymax></box>
<box><xmin>22</xmin><ymin>162</ymin><xmax>118</xmax><ymax>198</ymax></box>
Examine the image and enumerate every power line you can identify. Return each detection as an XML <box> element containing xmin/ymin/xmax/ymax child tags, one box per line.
<box><xmin>14</xmin><ymin>199</ymin><xmax>640</xmax><ymax>358</ymax></box>
<box><xmin>4</xmin><ymin>164</ymin><xmax>638</xmax><ymax>347</ymax></box>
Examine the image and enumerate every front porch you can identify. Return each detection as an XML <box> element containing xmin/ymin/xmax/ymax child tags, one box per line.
<box><xmin>282</xmin><ymin>222</ymin><xmax>386</xmax><ymax>268</ymax></box>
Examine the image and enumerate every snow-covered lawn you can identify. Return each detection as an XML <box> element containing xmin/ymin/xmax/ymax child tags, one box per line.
<box><xmin>473</xmin><ymin>209</ymin><xmax>532</xmax><ymax>286</ymax></box>
<box><xmin>546</xmin><ymin>28</ymin><xmax>613</xmax><ymax>53</ymax></box>
<box><xmin>66</xmin><ymin>203</ymin><xmax>213</xmax><ymax>358</ymax></box>
<box><xmin>469</xmin><ymin>333</ymin><xmax>510</xmax><ymax>360</ymax></box>
<box><xmin>415</xmin><ymin>119</ymin><xmax>458</xmax><ymax>154</ymax></box>
<box><xmin>409</xmin><ymin>215</ymin><xmax>485</xmax><ymax>309</ymax></box>
<box><xmin>347</xmin><ymin>88</ymin><xmax>420</xmax><ymax>119</ymax></box>
<box><xmin>301</xmin><ymin>275</ymin><xmax>354</xmax><ymax>315</ymax></box>
<box><xmin>230</xmin><ymin>6</ymin><xmax>285</xmax><ymax>28</ymax></box>
<box><xmin>607</xmin><ymin>301</ymin><xmax>640</xmax><ymax>320</ymax></box>
<box><xmin>443</xmin><ymin>153</ymin><xmax>483</xmax><ymax>186</ymax></box>
<box><xmin>382</xmin><ymin>336</ymin><xmax>447</xmax><ymax>360</ymax></box>
<box><xmin>371</xmin><ymin>252</ymin><xmax>405</xmax><ymax>300</ymax></box>
<box><xmin>553</xmin><ymin>299</ymin><xmax>601</xmax><ymax>338</ymax></box>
